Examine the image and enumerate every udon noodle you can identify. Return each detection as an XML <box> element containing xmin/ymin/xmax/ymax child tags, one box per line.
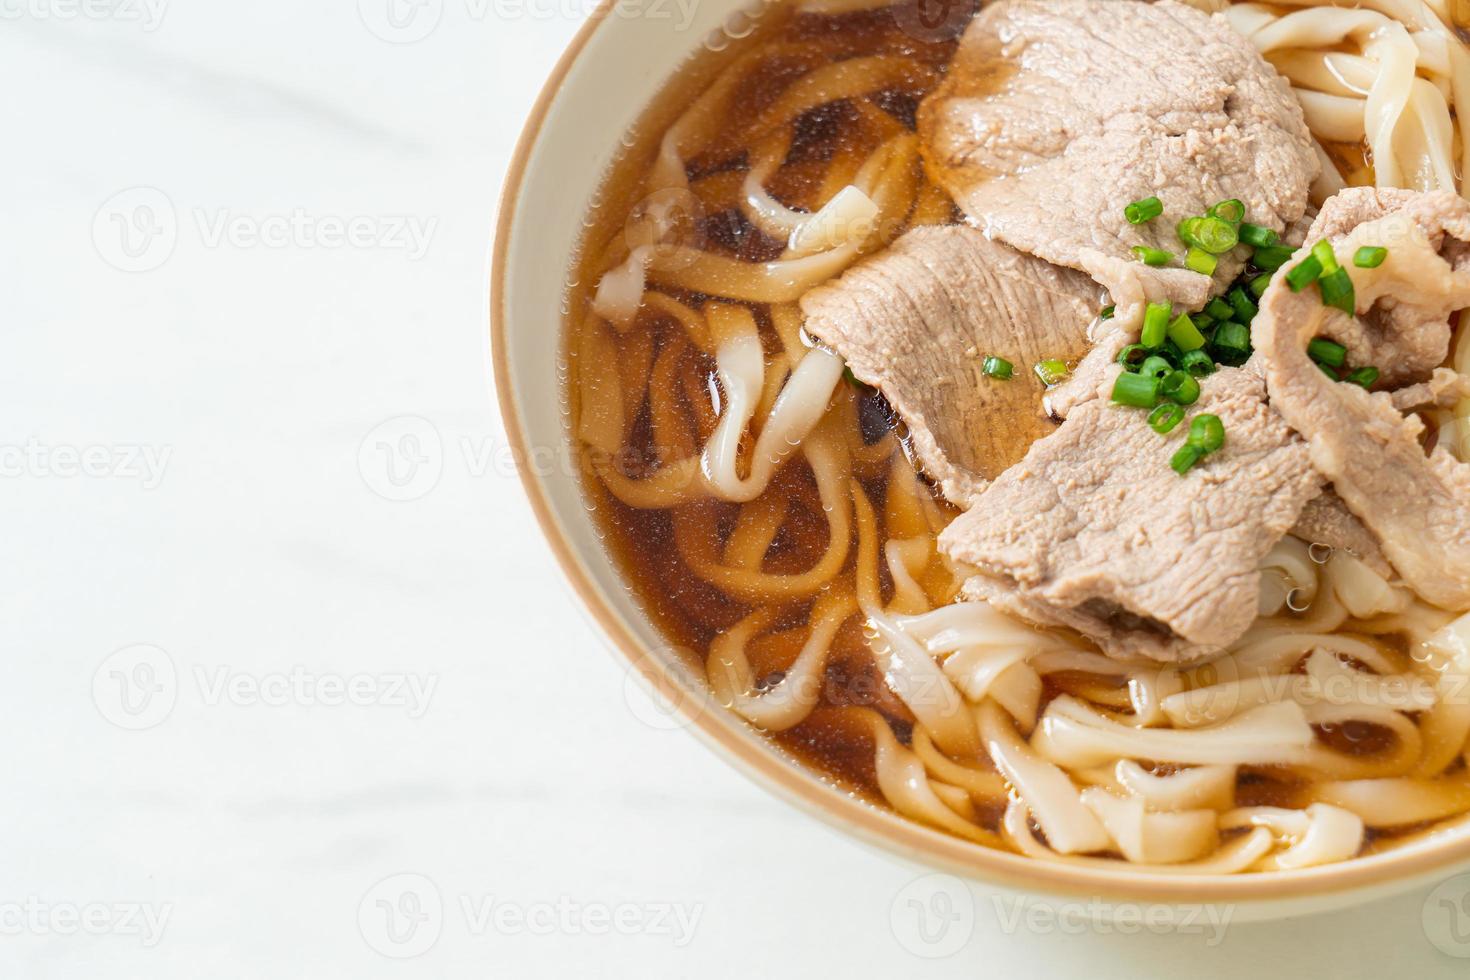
<box><xmin>566</xmin><ymin>0</ymin><xmax>1470</xmax><ymax>871</ymax></box>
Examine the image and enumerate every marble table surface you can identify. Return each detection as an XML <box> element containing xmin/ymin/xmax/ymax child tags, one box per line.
<box><xmin>4</xmin><ymin>2</ymin><xmax>1470</xmax><ymax>976</ymax></box>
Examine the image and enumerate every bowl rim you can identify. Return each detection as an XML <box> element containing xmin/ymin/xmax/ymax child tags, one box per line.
<box><xmin>489</xmin><ymin>0</ymin><xmax>1470</xmax><ymax>907</ymax></box>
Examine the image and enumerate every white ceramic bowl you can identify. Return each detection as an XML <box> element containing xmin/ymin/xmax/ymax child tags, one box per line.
<box><xmin>491</xmin><ymin>0</ymin><xmax>1470</xmax><ymax>921</ymax></box>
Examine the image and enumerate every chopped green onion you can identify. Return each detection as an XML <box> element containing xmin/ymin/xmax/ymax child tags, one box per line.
<box><xmin>842</xmin><ymin>366</ymin><xmax>869</xmax><ymax>389</ymax></box>
<box><xmin>1318</xmin><ymin>267</ymin><xmax>1356</xmax><ymax>314</ymax></box>
<box><xmin>1286</xmin><ymin>255</ymin><xmax>1323</xmax><ymax>292</ymax></box>
<box><xmin>1148</xmin><ymin>403</ymin><xmax>1185</xmax><ymax>434</ymax></box>
<box><xmin>1139</xmin><ymin>355</ymin><xmax>1174</xmax><ymax>380</ymax></box>
<box><xmin>1249</xmin><ymin>273</ymin><xmax>1272</xmax><ymax>298</ymax></box>
<box><xmin>1251</xmin><ymin>244</ymin><xmax>1293</xmax><ymax>271</ymax></box>
<box><xmin>1125</xmin><ymin>196</ymin><xmax>1164</xmax><ymax>224</ymax></box>
<box><xmin>1228</xmin><ymin>287</ymin><xmax>1258</xmax><ymax>322</ymax></box>
<box><xmin>1193</xmin><ymin>313</ymin><xmax>1216</xmax><ymax>332</ymax></box>
<box><xmin>1181</xmin><ymin>350</ymin><xmax>1216</xmax><ymax>377</ymax></box>
<box><xmin>1311</xmin><ymin>239</ymin><xmax>1340</xmax><ymax>273</ymax></box>
<box><xmin>1116</xmin><ymin>343</ymin><xmax>1149</xmax><ymax>369</ymax></box>
<box><xmin>982</xmin><ymin>356</ymin><xmax>1013</xmax><ymax>380</ymax></box>
<box><xmin>1100</xmin><ymin>305</ymin><xmax>1116</xmax><ymax>320</ymax></box>
<box><xmin>1177</xmin><ymin>217</ymin><xmax>1205</xmax><ymax>248</ymax></box>
<box><xmin>1111</xmin><ymin>372</ymin><xmax>1160</xmax><ymax>408</ymax></box>
<box><xmin>1193</xmin><ymin>216</ymin><xmax>1240</xmax><ymax>254</ymax></box>
<box><xmin>1187</xmin><ymin>413</ymin><xmax>1225</xmax><ymax>453</ymax></box>
<box><xmin>1170</xmin><ymin>444</ymin><xmax>1203</xmax><ymax>475</ymax></box>
<box><xmin>1209</xmin><ymin>199</ymin><xmax>1246</xmax><ymax>224</ymax></box>
<box><xmin>1185</xmin><ymin>247</ymin><xmax>1219</xmax><ymax>276</ymax></box>
<box><xmin>1307</xmin><ymin>337</ymin><xmax>1347</xmax><ymax>368</ymax></box>
<box><xmin>1318</xmin><ymin>361</ymin><xmax>1340</xmax><ymax>380</ymax></box>
<box><xmin>1206</xmin><ymin>297</ymin><xmax>1235</xmax><ymax>322</ymax></box>
<box><xmin>1141</xmin><ymin>302</ymin><xmax>1171</xmax><ymax>348</ymax></box>
<box><xmin>1133</xmin><ymin>245</ymin><xmax>1175</xmax><ymax>267</ymax></box>
<box><xmin>1354</xmin><ymin>246</ymin><xmax>1388</xmax><ymax>269</ymax></box>
<box><xmin>1347</xmin><ymin>366</ymin><xmax>1380</xmax><ymax>389</ymax></box>
<box><xmin>1239</xmin><ymin>223</ymin><xmax>1279</xmax><ymax>248</ymax></box>
<box><xmin>1210</xmin><ymin>321</ymin><xmax>1252</xmax><ymax>366</ymax></box>
<box><xmin>1167</xmin><ymin>312</ymin><xmax>1207</xmax><ymax>352</ymax></box>
<box><xmin>1161</xmin><ymin>369</ymin><xmax>1201</xmax><ymax>405</ymax></box>
<box><xmin>1034</xmin><ymin>359</ymin><xmax>1069</xmax><ymax>386</ymax></box>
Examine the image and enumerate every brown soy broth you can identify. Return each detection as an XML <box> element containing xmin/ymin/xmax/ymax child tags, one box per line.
<box><xmin>566</xmin><ymin>3</ymin><xmax>969</xmax><ymax>802</ymax></box>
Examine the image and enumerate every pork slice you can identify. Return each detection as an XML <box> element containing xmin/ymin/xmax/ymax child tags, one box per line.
<box><xmin>801</xmin><ymin>224</ymin><xmax>1102</xmax><ymax>505</ymax></box>
<box><xmin>940</xmin><ymin>368</ymin><xmax>1320</xmax><ymax>662</ymax></box>
<box><xmin>1290</xmin><ymin>492</ymin><xmax>1391</xmax><ymax>578</ymax></box>
<box><xmin>918</xmin><ymin>0</ymin><xmax>1316</xmax><ymax>312</ymax></box>
<box><xmin>1254</xmin><ymin>188</ymin><xmax>1470</xmax><ymax>608</ymax></box>
<box><xmin>1297</xmin><ymin>188</ymin><xmax>1470</xmax><ymax>385</ymax></box>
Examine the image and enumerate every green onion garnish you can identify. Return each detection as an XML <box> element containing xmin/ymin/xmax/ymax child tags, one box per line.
<box><xmin>1209</xmin><ymin>199</ymin><xmax>1245</xmax><ymax>224</ymax></box>
<box><xmin>1354</xmin><ymin>246</ymin><xmax>1387</xmax><ymax>269</ymax></box>
<box><xmin>1347</xmin><ymin>366</ymin><xmax>1380</xmax><ymax>389</ymax></box>
<box><xmin>1112</xmin><ymin>372</ymin><xmax>1160</xmax><ymax>408</ymax></box>
<box><xmin>1307</xmin><ymin>337</ymin><xmax>1347</xmax><ymax>368</ymax></box>
<box><xmin>1192</xmin><ymin>216</ymin><xmax>1240</xmax><ymax>254</ymax></box>
<box><xmin>1239</xmin><ymin>223</ymin><xmax>1279</xmax><ymax>248</ymax></box>
<box><xmin>1148</xmin><ymin>403</ymin><xmax>1185</xmax><ymax>434</ymax></box>
<box><xmin>1117</xmin><ymin>343</ymin><xmax>1149</xmax><ymax>369</ymax></box>
<box><xmin>1318</xmin><ymin>267</ymin><xmax>1356</xmax><ymax>314</ymax></box>
<box><xmin>982</xmin><ymin>356</ymin><xmax>1013</xmax><ymax>380</ymax></box>
<box><xmin>1170</xmin><ymin>444</ymin><xmax>1203</xmax><ymax>475</ymax></box>
<box><xmin>1210</xmin><ymin>321</ymin><xmax>1252</xmax><ymax>366</ymax></box>
<box><xmin>1125</xmin><ymin>196</ymin><xmax>1164</xmax><ymax>224</ymax></box>
<box><xmin>1167</xmin><ymin>312</ymin><xmax>1207</xmax><ymax>352</ymax></box>
<box><xmin>1100</xmin><ymin>305</ymin><xmax>1116</xmax><ymax>320</ymax></box>
<box><xmin>1286</xmin><ymin>255</ymin><xmax>1323</xmax><ymax>292</ymax></box>
<box><xmin>1181</xmin><ymin>350</ymin><xmax>1216</xmax><ymax>377</ymax></box>
<box><xmin>1318</xmin><ymin>361</ymin><xmax>1340</xmax><ymax>380</ymax></box>
<box><xmin>1187</xmin><ymin>413</ymin><xmax>1225</xmax><ymax>453</ymax></box>
<box><xmin>1206</xmin><ymin>297</ymin><xmax>1235</xmax><ymax>322</ymax></box>
<box><xmin>1034</xmin><ymin>359</ymin><xmax>1069</xmax><ymax>386</ymax></box>
<box><xmin>1185</xmin><ymin>247</ymin><xmax>1219</xmax><ymax>276</ymax></box>
<box><xmin>1228</xmin><ymin>287</ymin><xmax>1258</xmax><ymax>322</ymax></box>
<box><xmin>1251</xmin><ymin>245</ymin><xmax>1293</xmax><ymax>271</ymax></box>
<box><xmin>1312</xmin><ymin>239</ymin><xmax>1340</xmax><ymax>273</ymax></box>
<box><xmin>1160</xmin><ymin>369</ymin><xmax>1201</xmax><ymax>406</ymax></box>
<box><xmin>1249</xmin><ymin>274</ymin><xmax>1272</xmax><ymax>298</ymax></box>
<box><xmin>1133</xmin><ymin>246</ymin><xmax>1174</xmax><ymax>267</ymax></box>
<box><xmin>1139</xmin><ymin>355</ymin><xmax>1174</xmax><ymax>380</ymax></box>
<box><xmin>1141</xmin><ymin>302</ymin><xmax>1171</xmax><ymax>348</ymax></box>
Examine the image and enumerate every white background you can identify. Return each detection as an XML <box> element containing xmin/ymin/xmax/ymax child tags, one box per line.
<box><xmin>3</xmin><ymin>0</ymin><xmax>1470</xmax><ymax>976</ymax></box>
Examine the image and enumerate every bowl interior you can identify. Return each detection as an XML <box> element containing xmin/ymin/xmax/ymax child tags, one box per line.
<box><xmin>492</xmin><ymin>0</ymin><xmax>1470</xmax><ymax>915</ymax></box>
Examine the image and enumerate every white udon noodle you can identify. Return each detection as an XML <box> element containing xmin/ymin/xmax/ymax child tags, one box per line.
<box><xmin>575</xmin><ymin>0</ymin><xmax>1470</xmax><ymax>872</ymax></box>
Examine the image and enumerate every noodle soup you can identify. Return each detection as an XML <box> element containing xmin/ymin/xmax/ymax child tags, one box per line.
<box><xmin>564</xmin><ymin>0</ymin><xmax>1470</xmax><ymax>873</ymax></box>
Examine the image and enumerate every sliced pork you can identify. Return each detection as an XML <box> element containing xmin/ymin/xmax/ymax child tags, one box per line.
<box><xmin>940</xmin><ymin>369</ymin><xmax>1320</xmax><ymax>662</ymax></box>
<box><xmin>801</xmin><ymin>224</ymin><xmax>1102</xmax><ymax>504</ymax></box>
<box><xmin>918</xmin><ymin>0</ymin><xmax>1316</xmax><ymax>313</ymax></box>
<box><xmin>1290</xmin><ymin>492</ymin><xmax>1390</xmax><ymax>578</ymax></box>
<box><xmin>1253</xmin><ymin>188</ymin><xmax>1470</xmax><ymax>608</ymax></box>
